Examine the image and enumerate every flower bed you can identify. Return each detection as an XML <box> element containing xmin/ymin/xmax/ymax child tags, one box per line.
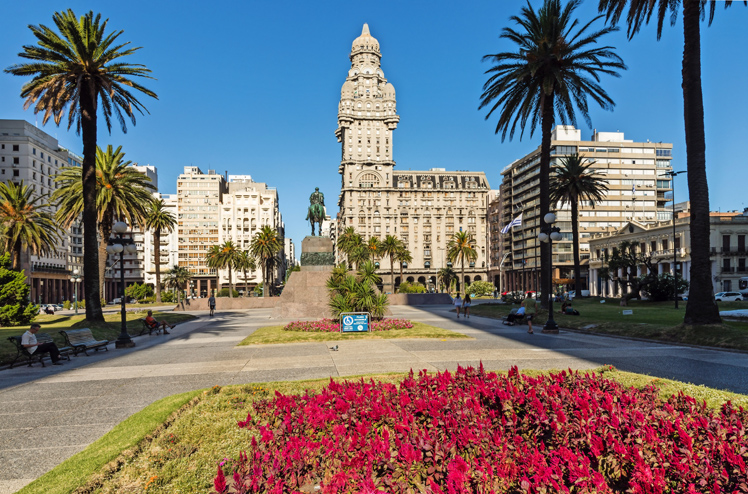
<box><xmin>215</xmin><ymin>365</ymin><xmax>748</xmax><ymax>493</ymax></box>
<box><xmin>283</xmin><ymin>318</ymin><xmax>413</xmax><ymax>333</ymax></box>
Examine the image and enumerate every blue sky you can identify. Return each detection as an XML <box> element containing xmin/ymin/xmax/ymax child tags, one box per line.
<box><xmin>1</xmin><ymin>0</ymin><xmax>746</xmax><ymax>253</ymax></box>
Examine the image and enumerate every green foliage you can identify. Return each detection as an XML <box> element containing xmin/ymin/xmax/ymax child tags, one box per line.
<box><xmin>356</xmin><ymin>260</ymin><xmax>381</xmax><ymax>287</ymax></box>
<box><xmin>398</xmin><ymin>282</ymin><xmax>427</xmax><ymax>294</ymax></box>
<box><xmin>327</xmin><ymin>266</ymin><xmax>390</xmax><ymax>320</ymax></box>
<box><xmin>0</xmin><ymin>253</ymin><xmax>37</xmax><ymax>326</ymax></box>
<box><xmin>62</xmin><ymin>300</ymin><xmax>72</xmax><ymax>310</ymax></box>
<box><xmin>642</xmin><ymin>274</ymin><xmax>690</xmax><ymax>302</ymax></box>
<box><xmin>253</xmin><ymin>283</ymin><xmax>263</xmax><ymax>296</ymax></box>
<box><xmin>125</xmin><ymin>282</ymin><xmax>154</xmax><ymax>301</ymax></box>
<box><xmin>160</xmin><ymin>291</ymin><xmax>175</xmax><ymax>303</ymax></box>
<box><xmin>217</xmin><ymin>288</ymin><xmax>239</xmax><ymax>298</ymax></box>
<box><xmin>467</xmin><ymin>280</ymin><xmax>495</xmax><ymax>297</ymax></box>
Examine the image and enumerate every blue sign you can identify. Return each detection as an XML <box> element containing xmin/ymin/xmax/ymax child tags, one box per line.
<box><xmin>341</xmin><ymin>313</ymin><xmax>369</xmax><ymax>333</ymax></box>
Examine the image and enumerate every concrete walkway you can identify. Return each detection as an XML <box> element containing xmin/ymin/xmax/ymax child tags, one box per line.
<box><xmin>1</xmin><ymin>305</ymin><xmax>747</xmax><ymax>493</ymax></box>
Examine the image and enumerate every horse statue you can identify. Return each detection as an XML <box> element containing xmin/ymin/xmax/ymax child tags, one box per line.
<box><xmin>306</xmin><ymin>187</ymin><xmax>326</xmax><ymax>236</ymax></box>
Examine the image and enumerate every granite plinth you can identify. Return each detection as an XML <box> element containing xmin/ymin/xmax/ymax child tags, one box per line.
<box><xmin>301</xmin><ymin>236</ymin><xmax>333</xmax><ymax>254</ymax></box>
<box><xmin>270</xmin><ymin>270</ymin><xmax>333</xmax><ymax>319</ymax></box>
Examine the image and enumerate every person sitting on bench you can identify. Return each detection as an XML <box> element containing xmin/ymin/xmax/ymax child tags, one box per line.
<box><xmin>22</xmin><ymin>323</ymin><xmax>64</xmax><ymax>365</ymax></box>
<box><xmin>145</xmin><ymin>310</ymin><xmax>174</xmax><ymax>334</ymax></box>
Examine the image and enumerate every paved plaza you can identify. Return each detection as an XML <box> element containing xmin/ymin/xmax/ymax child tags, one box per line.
<box><xmin>1</xmin><ymin>305</ymin><xmax>747</xmax><ymax>493</ymax></box>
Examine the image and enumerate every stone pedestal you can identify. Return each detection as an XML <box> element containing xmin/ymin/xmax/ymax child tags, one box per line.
<box><xmin>300</xmin><ymin>236</ymin><xmax>335</xmax><ymax>270</ymax></box>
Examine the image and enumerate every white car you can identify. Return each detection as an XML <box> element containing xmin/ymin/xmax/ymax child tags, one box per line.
<box><xmin>714</xmin><ymin>292</ymin><xmax>743</xmax><ymax>302</ymax></box>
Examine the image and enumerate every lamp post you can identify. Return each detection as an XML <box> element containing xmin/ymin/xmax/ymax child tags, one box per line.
<box><xmin>69</xmin><ymin>268</ymin><xmax>82</xmax><ymax>315</ymax></box>
<box><xmin>666</xmin><ymin>170</ymin><xmax>686</xmax><ymax>309</ymax></box>
<box><xmin>538</xmin><ymin>212</ymin><xmax>562</xmax><ymax>334</ymax></box>
<box><xmin>106</xmin><ymin>221</ymin><xmax>138</xmax><ymax>348</ymax></box>
<box><xmin>190</xmin><ymin>281</ymin><xmax>195</xmax><ymax>300</ymax></box>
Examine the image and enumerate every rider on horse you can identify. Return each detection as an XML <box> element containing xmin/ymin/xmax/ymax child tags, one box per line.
<box><xmin>306</xmin><ymin>187</ymin><xmax>326</xmax><ymax>236</ymax></box>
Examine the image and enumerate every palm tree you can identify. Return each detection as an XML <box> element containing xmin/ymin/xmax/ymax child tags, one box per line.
<box><xmin>6</xmin><ymin>10</ymin><xmax>157</xmax><ymax>321</ymax></box>
<box><xmin>338</xmin><ymin>227</ymin><xmax>361</xmax><ymax>268</ymax></box>
<box><xmin>249</xmin><ymin>226</ymin><xmax>282</xmax><ymax>298</ymax></box>
<box><xmin>235</xmin><ymin>251</ymin><xmax>257</xmax><ymax>296</ymax></box>
<box><xmin>143</xmin><ymin>199</ymin><xmax>175</xmax><ymax>303</ymax></box>
<box><xmin>218</xmin><ymin>240</ymin><xmax>240</xmax><ymax>298</ymax></box>
<box><xmin>163</xmin><ymin>265</ymin><xmax>191</xmax><ymax>304</ymax></box>
<box><xmin>597</xmin><ymin>1</ymin><xmax>742</xmax><ymax>324</ymax></box>
<box><xmin>54</xmin><ymin>145</ymin><xmax>155</xmax><ymax>300</ymax></box>
<box><xmin>447</xmin><ymin>231</ymin><xmax>478</xmax><ymax>297</ymax></box>
<box><xmin>479</xmin><ymin>0</ymin><xmax>625</xmax><ymax>308</ymax></box>
<box><xmin>349</xmin><ymin>244</ymin><xmax>370</xmax><ymax>271</ymax></box>
<box><xmin>379</xmin><ymin>235</ymin><xmax>402</xmax><ymax>294</ymax></box>
<box><xmin>0</xmin><ymin>181</ymin><xmax>61</xmax><ymax>270</ymax></box>
<box><xmin>205</xmin><ymin>245</ymin><xmax>223</xmax><ymax>295</ymax></box>
<box><xmin>357</xmin><ymin>260</ymin><xmax>382</xmax><ymax>287</ymax></box>
<box><xmin>394</xmin><ymin>246</ymin><xmax>413</xmax><ymax>292</ymax></box>
<box><xmin>437</xmin><ymin>267</ymin><xmax>457</xmax><ymax>295</ymax></box>
<box><xmin>366</xmin><ymin>237</ymin><xmax>382</xmax><ymax>262</ymax></box>
<box><xmin>549</xmin><ymin>154</ymin><xmax>609</xmax><ymax>297</ymax></box>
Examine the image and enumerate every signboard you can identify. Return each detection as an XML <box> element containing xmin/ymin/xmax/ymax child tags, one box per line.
<box><xmin>622</xmin><ymin>310</ymin><xmax>633</xmax><ymax>315</ymax></box>
<box><xmin>341</xmin><ymin>312</ymin><xmax>370</xmax><ymax>333</ymax></box>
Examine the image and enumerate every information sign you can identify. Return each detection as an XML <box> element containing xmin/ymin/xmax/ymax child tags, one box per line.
<box><xmin>340</xmin><ymin>312</ymin><xmax>370</xmax><ymax>333</ymax></box>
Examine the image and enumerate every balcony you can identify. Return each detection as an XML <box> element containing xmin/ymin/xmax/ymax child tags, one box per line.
<box><xmin>31</xmin><ymin>264</ymin><xmax>70</xmax><ymax>274</ymax></box>
<box><xmin>711</xmin><ymin>247</ymin><xmax>748</xmax><ymax>256</ymax></box>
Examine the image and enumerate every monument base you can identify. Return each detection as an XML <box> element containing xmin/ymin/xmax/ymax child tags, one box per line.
<box><xmin>270</xmin><ymin>270</ymin><xmax>333</xmax><ymax>319</ymax></box>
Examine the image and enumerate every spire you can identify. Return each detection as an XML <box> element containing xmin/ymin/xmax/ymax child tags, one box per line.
<box><xmin>362</xmin><ymin>23</ymin><xmax>370</xmax><ymax>36</ymax></box>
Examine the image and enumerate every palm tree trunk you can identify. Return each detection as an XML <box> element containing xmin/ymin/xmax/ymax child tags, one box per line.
<box><xmin>262</xmin><ymin>263</ymin><xmax>267</xmax><ymax>298</ymax></box>
<box><xmin>461</xmin><ymin>258</ymin><xmax>466</xmax><ymax>297</ymax></box>
<box><xmin>98</xmin><ymin>217</ymin><xmax>113</xmax><ymax>304</ymax></box>
<box><xmin>571</xmin><ymin>193</ymin><xmax>583</xmax><ymax>297</ymax></box>
<box><xmin>80</xmin><ymin>84</ymin><xmax>103</xmax><ymax>321</ymax></box>
<box><xmin>228</xmin><ymin>267</ymin><xmax>233</xmax><ymax>298</ymax></box>
<box><xmin>390</xmin><ymin>254</ymin><xmax>395</xmax><ymax>294</ymax></box>
<box><xmin>12</xmin><ymin>239</ymin><xmax>21</xmax><ymax>271</ymax></box>
<box><xmin>154</xmin><ymin>230</ymin><xmax>162</xmax><ymax>303</ymax></box>
<box><xmin>399</xmin><ymin>262</ymin><xmax>404</xmax><ymax>291</ymax></box>
<box><xmin>244</xmin><ymin>269</ymin><xmax>249</xmax><ymax>297</ymax></box>
<box><xmin>539</xmin><ymin>92</ymin><xmax>555</xmax><ymax>310</ymax></box>
<box><xmin>682</xmin><ymin>1</ymin><xmax>720</xmax><ymax>325</ymax></box>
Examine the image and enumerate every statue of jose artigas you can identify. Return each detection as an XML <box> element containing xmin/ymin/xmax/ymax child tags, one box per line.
<box><xmin>306</xmin><ymin>187</ymin><xmax>325</xmax><ymax>236</ymax></box>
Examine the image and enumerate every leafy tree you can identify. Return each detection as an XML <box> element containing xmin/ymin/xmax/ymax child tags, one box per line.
<box><xmin>597</xmin><ymin>0</ymin><xmax>743</xmax><ymax>325</ymax></box>
<box><xmin>143</xmin><ymin>199</ymin><xmax>176</xmax><ymax>303</ymax></box>
<box><xmin>250</xmin><ymin>226</ymin><xmax>282</xmax><ymax>298</ymax></box>
<box><xmin>217</xmin><ymin>288</ymin><xmax>240</xmax><ymax>298</ymax></box>
<box><xmin>0</xmin><ymin>253</ymin><xmax>38</xmax><ymax>326</ymax></box>
<box><xmin>599</xmin><ymin>240</ymin><xmax>659</xmax><ymax>305</ymax></box>
<box><xmin>54</xmin><ymin>145</ymin><xmax>155</xmax><ymax>300</ymax></box>
<box><xmin>236</xmin><ymin>250</ymin><xmax>258</xmax><ymax>296</ymax></box>
<box><xmin>398</xmin><ymin>282</ymin><xmax>427</xmax><ymax>294</ymax></box>
<box><xmin>6</xmin><ymin>10</ymin><xmax>157</xmax><ymax>322</ymax></box>
<box><xmin>124</xmin><ymin>282</ymin><xmax>153</xmax><ymax>301</ymax></box>
<box><xmin>480</xmin><ymin>0</ymin><xmax>625</xmax><ymax>308</ymax></box>
<box><xmin>0</xmin><ymin>181</ymin><xmax>60</xmax><ymax>270</ymax></box>
<box><xmin>394</xmin><ymin>246</ymin><xmax>413</xmax><ymax>292</ymax></box>
<box><xmin>379</xmin><ymin>235</ymin><xmax>402</xmax><ymax>294</ymax></box>
<box><xmin>163</xmin><ymin>265</ymin><xmax>191</xmax><ymax>304</ymax></box>
<box><xmin>642</xmin><ymin>273</ymin><xmax>690</xmax><ymax>302</ymax></box>
<box><xmin>437</xmin><ymin>267</ymin><xmax>457</xmax><ymax>294</ymax></box>
<box><xmin>466</xmin><ymin>280</ymin><xmax>495</xmax><ymax>297</ymax></box>
<box><xmin>447</xmin><ymin>231</ymin><xmax>477</xmax><ymax>297</ymax></box>
<box><xmin>549</xmin><ymin>154</ymin><xmax>609</xmax><ymax>296</ymax></box>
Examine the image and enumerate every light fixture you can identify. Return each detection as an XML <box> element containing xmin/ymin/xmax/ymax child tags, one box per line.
<box><xmin>113</xmin><ymin>221</ymin><xmax>128</xmax><ymax>234</ymax></box>
<box><xmin>550</xmin><ymin>231</ymin><xmax>562</xmax><ymax>241</ymax></box>
<box><xmin>544</xmin><ymin>212</ymin><xmax>556</xmax><ymax>224</ymax></box>
<box><xmin>538</xmin><ymin>232</ymin><xmax>549</xmax><ymax>243</ymax></box>
<box><xmin>125</xmin><ymin>244</ymin><xmax>138</xmax><ymax>254</ymax></box>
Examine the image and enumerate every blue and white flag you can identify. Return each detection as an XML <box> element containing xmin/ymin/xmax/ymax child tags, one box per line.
<box><xmin>632</xmin><ymin>183</ymin><xmax>636</xmax><ymax>194</ymax></box>
<box><xmin>501</xmin><ymin>213</ymin><xmax>523</xmax><ymax>234</ymax></box>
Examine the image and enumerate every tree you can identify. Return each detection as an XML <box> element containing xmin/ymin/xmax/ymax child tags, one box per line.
<box><xmin>53</xmin><ymin>145</ymin><xmax>155</xmax><ymax>306</ymax></box>
<box><xmin>0</xmin><ymin>253</ymin><xmax>38</xmax><ymax>326</ymax></box>
<box><xmin>124</xmin><ymin>282</ymin><xmax>153</xmax><ymax>301</ymax></box>
<box><xmin>236</xmin><ymin>250</ymin><xmax>257</xmax><ymax>296</ymax></box>
<box><xmin>250</xmin><ymin>226</ymin><xmax>282</xmax><ymax>298</ymax></box>
<box><xmin>366</xmin><ymin>237</ymin><xmax>382</xmax><ymax>262</ymax></box>
<box><xmin>480</xmin><ymin>0</ymin><xmax>625</xmax><ymax>308</ymax></box>
<box><xmin>394</xmin><ymin>246</ymin><xmax>413</xmax><ymax>292</ymax></box>
<box><xmin>467</xmin><ymin>280</ymin><xmax>496</xmax><ymax>297</ymax></box>
<box><xmin>163</xmin><ymin>266</ymin><xmax>191</xmax><ymax>304</ymax></box>
<box><xmin>338</xmin><ymin>227</ymin><xmax>361</xmax><ymax>268</ymax></box>
<box><xmin>218</xmin><ymin>240</ymin><xmax>240</xmax><ymax>298</ymax></box>
<box><xmin>357</xmin><ymin>260</ymin><xmax>382</xmax><ymax>288</ymax></box>
<box><xmin>642</xmin><ymin>273</ymin><xmax>690</xmax><ymax>302</ymax></box>
<box><xmin>549</xmin><ymin>154</ymin><xmax>609</xmax><ymax>296</ymax></box>
<box><xmin>447</xmin><ymin>231</ymin><xmax>478</xmax><ymax>297</ymax></box>
<box><xmin>597</xmin><ymin>1</ymin><xmax>743</xmax><ymax>324</ymax></box>
<box><xmin>437</xmin><ymin>267</ymin><xmax>457</xmax><ymax>294</ymax></box>
<box><xmin>349</xmin><ymin>243</ymin><xmax>370</xmax><ymax>271</ymax></box>
<box><xmin>379</xmin><ymin>235</ymin><xmax>402</xmax><ymax>294</ymax></box>
<box><xmin>143</xmin><ymin>199</ymin><xmax>176</xmax><ymax>303</ymax></box>
<box><xmin>6</xmin><ymin>10</ymin><xmax>157</xmax><ymax>322</ymax></box>
<box><xmin>0</xmin><ymin>181</ymin><xmax>60</xmax><ymax>270</ymax></box>
<box><xmin>205</xmin><ymin>245</ymin><xmax>222</xmax><ymax>295</ymax></box>
<box><xmin>599</xmin><ymin>240</ymin><xmax>659</xmax><ymax>305</ymax></box>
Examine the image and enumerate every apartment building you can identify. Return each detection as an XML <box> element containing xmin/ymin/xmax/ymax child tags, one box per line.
<box><xmin>499</xmin><ymin>125</ymin><xmax>674</xmax><ymax>293</ymax></box>
<box><xmin>335</xmin><ymin>25</ymin><xmax>490</xmax><ymax>291</ymax></box>
<box><xmin>486</xmin><ymin>190</ymin><xmax>505</xmax><ymax>289</ymax></box>
<box><xmin>143</xmin><ymin>193</ymin><xmax>179</xmax><ymax>290</ymax></box>
<box><xmin>0</xmin><ymin>119</ymin><xmax>83</xmax><ymax>304</ymax></box>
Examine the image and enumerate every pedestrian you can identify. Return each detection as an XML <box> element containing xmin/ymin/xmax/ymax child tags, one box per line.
<box><xmin>463</xmin><ymin>294</ymin><xmax>472</xmax><ymax>318</ymax></box>
<box><xmin>208</xmin><ymin>294</ymin><xmax>216</xmax><ymax>316</ymax></box>
<box><xmin>521</xmin><ymin>292</ymin><xmax>537</xmax><ymax>334</ymax></box>
<box><xmin>453</xmin><ymin>294</ymin><xmax>462</xmax><ymax>318</ymax></box>
<box><xmin>21</xmin><ymin>323</ymin><xmax>64</xmax><ymax>365</ymax></box>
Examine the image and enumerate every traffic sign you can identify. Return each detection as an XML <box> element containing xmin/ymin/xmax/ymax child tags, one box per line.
<box><xmin>340</xmin><ymin>312</ymin><xmax>370</xmax><ymax>332</ymax></box>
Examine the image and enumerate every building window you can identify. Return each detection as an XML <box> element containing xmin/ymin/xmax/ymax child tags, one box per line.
<box><xmin>12</xmin><ymin>145</ymin><xmax>19</xmax><ymax>152</ymax></box>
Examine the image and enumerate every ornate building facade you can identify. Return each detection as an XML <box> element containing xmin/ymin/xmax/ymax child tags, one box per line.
<box><xmin>335</xmin><ymin>24</ymin><xmax>490</xmax><ymax>292</ymax></box>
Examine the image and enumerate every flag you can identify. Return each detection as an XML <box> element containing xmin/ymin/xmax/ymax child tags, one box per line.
<box><xmin>632</xmin><ymin>183</ymin><xmax>636</xmax><ymax>194</ymax></box>
<box><xmin>501</xmin><ymin>213</ymin><xmax>523</xmax><ymax>234</ymax></box>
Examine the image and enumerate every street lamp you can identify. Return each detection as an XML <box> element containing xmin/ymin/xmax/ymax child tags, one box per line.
<box><xmin>106</xmin><ymin>221</ymin><xmax>138</xmax><ymax>348</ymax></box>
<box><xmin>666</xmin><ymin>170</ymin><xmax>686</xmax><ymax>309</ymax></box>
<box><xmin>538</xmin><ymin>212</ymin><xmax>562</xmax><ymax>334</ymax></box>
<box><xmin>69</xmin><ymin>268</ymin><xmax>82</xmax><ymax>315</ymax></box>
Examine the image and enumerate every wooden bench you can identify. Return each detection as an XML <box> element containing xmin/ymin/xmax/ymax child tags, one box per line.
<box><xmin>139</xmin><ymin>318</ymin><xmax>163</xmax><ymax>336</ymax></box>
<box><xmin>59</xmin><ymin>328</ymin><xmax>109</xmax><ymax>356</ymax></box>
<box><xmin>7</xmin><ymin>333</ymin><xmax>72</xmax><ymax>368</ymax></box>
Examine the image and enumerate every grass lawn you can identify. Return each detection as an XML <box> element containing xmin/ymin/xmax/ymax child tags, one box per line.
<box><xmin>238</xmin><ymin>321</ymin><xmax>470</xmax><ymax>346</ymax></box>
<box><xmin>17</xmin><ymin>367</ymin><xmax>748</xmax><ymax>494</ymax></box>
<box><xmin>470</xmin><ymin>298</ymin><xmax>748</xmax><ymax>350</ymax></box>
<box><xmin>0</xmin><ymin>311</ymin><xmax>196</xmax><ymax>366</ymax></box>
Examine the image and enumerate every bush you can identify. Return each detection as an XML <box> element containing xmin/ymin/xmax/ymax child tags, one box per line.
<box><xmin>466</xmin><ymin>280</ymin><xmax>494</xmax><ymax>297</ymax></box>
<box><xmin>62</xmin><ymin>300</ymin><xmax>72</xmax><ymax>310</ymax></box>
<box><xmin>125</xmin><ymin>282</ymin><xmax>154</xmax><ymax>301</ymax></box>
<box><xmin>642</xmin><ymin>273</ymin><xmax>690</xmax><ymax>302</ymax></box>
<box><xmin>160</xmin><ymin>291</ymin><xmax>176</xmax><ymax>303</ymax></box>
<box><xmin>397</xmin><ymin>282</ymin><xmax>426</xmax><ymax>294</ymax></box>
<box><xmin>327</xmin><ymin>266</ymin><xmax>389</xmax><ymax>320</ymax></box>
<box><xmin>217</xmin><ymin>288</ymin><xmax>240</xmax><ymax>298</ymax></box>
<box><xmin>0</xmin><ymin>254</ymin><xmax>37</xmax><ymax>326</ymax></box>
<box><xmin>253</xmin><ymin>283</ymin><xmax>263</xmax><ymax>296</ymax></box>
<box><xmin>222</xmin><ymin>365</ymin><xmax>748</xmax><ymax>493</ymax></box>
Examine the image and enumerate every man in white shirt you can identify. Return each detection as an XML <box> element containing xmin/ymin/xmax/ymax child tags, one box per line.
<box><xmin>21</xmin><ymin>323</ymin><xmax>63</xmax><ymax>365</ymax></box>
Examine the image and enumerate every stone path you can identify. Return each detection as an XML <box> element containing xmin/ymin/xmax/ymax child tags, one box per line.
<box><xmin>1</xmin><ymin>305</ymin><xmax>747</xmax><ymax>493</ymax></box>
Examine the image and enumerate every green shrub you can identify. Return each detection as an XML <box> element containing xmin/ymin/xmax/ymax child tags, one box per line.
<box><xmin>327</xmin><ymin>264</ymin><xmax>389</xmax><ymax>320</ymax></box>
<box><xmin>217</xmin><ymin>288</ymin><xmax>240</xmax><ymax>298</ymax></box>
<box><xmin>253</xmin><ymin>283</ymin><xmax>263</xmax><ymax>296</ymax></box>
<box><xmin>398</xmin><ymin>282</ymin><xmax>427</xmax><ymax>294</ymax></box>
<box><xmin>642</xmin><ymin>274</ymin><xmax>690</xmax><ymax>302</ymax></box>
<box><xmin>125</xmin><ymin>282</ymin><xmax>154</xmax><ymax>301</ymax></box>
<box><xmin>466</xmin><ymin>280</ymin><xmax>494</xmax><ymax>297</ymax></box>
<box><xmin>62</xmin><ymin>300</ymin><xmax>72</xmax><ymax>310</ymax></box>
<box><xmin>160</xmin><ymin>291</ymin><xmax>176</xmax><ymax>303</ymax></box>
<box><xmin>0</xmin><ymin>254</ymin><xmax>37</xmax><ymax>326</ymax></box>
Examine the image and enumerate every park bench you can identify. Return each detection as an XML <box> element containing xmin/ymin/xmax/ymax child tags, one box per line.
<box><xmin>139</xmin><ymin>318</ymin><xmax>163</xmax><ymax>336</ymax></box>
<box><xmin>59</xmin><ymin>328</ymin><xmax>109</xmax><ymax>356</ymax></box>
<box><xmin>502</xmin><ymin>308</ymin><xmax>526</xmax><ymax>326</ymax></box>
<box><xmin>7</xmin><ymin>333</ymin><xmax>72</xmax><ymax>368</ymax></box>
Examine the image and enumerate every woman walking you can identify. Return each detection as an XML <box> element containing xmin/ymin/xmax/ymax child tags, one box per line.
<box><xmin>463</xmin><ymin>294</ymin><xmax>472</xmax><ymax>318</ymax></box>
<box><xmin>453</xmin><ymin>294</ymin><xmax>462</xmax><ymax>318</ymax></box>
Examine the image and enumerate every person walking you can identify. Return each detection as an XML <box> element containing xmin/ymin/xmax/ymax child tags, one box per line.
<box><xmin>21</xmin><ymin>323</ymin><xmax>64</xmax><ymax>365</ymax></box>
<box><xmin>463</xmin><ymin>294</ymin><xmax>472</xmax><ymax>318</ymax></box>
<box><xmin>521</xmin><ymin>292</ymin><xmax>537</xmax><ymax>334</ymax></box>
<box><xmin>208</xmin><ymin>294</ymin><xmax>216</xmax><ymax>316</ymax></box>
<box><xmin>453</xmin><ymin>294</ymin><xmax>462</xmax><ymax>318</ymax></box>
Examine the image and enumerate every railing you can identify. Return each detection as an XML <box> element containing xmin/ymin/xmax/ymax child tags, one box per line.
<box><xmin>712</xmin><ymin>247</ymin><xmax>748</xmax><ymax>255</ymax></box>
<box><xmin>31</xmin><ymin>265</ymin><xmax>70</xmax><ymax>274</ymax></box>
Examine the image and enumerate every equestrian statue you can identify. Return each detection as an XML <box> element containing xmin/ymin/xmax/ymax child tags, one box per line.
<box><xmin>306</xmin><ymin>187</ymin><xmax>326</xmax><ymax>236</ymax></box>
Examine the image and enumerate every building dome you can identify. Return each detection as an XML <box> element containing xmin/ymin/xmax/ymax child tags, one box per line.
<box><xmin>383</xmin><ymin>82</ymin><xmax>396</xmax><ymax>100</ymax></box>
<box><xmin>341</xmin><ymin>80</ymin><xmax>355</xmax><ymax>98</ymax></box>
<box><xmin>351</xmin><ymin>23</ymin><xmax>380</xmax><ymax>53</ymax></box>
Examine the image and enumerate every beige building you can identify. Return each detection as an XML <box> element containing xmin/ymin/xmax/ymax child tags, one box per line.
<box><xmin>143</xmin><ymin>193</ymin><xmax>179</xmax><ymax>290</ymax></box>
<box><xmin>486</xmin><ymin>190</ymin><xmax>505</xmax><ymax>290</ymax></box>
<box><xmin>588</xmin><ymin>205</ymin><xmax>748</xmax><ymax>297</ymax></box>
<box><xmin>335</xmin><ymin>25</ymin><xmax>490</xmax><ymax>291</ymax></box>
<box><xmin>499</xmin><ymin>125</ymin><xmax>674</xmax><ymax>293</ymax></box>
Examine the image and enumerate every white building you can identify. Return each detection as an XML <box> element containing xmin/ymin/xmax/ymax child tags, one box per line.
<box><xmin>143</xmin><ymin>193</ymin><xmax>179</xmax><ymax>289</ymax></box>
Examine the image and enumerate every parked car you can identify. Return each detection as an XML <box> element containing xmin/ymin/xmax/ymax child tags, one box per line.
<box><xmin>714</xmin><ymin>292</ymin><xmax>743</xmax><ymax>302</ymax></box>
